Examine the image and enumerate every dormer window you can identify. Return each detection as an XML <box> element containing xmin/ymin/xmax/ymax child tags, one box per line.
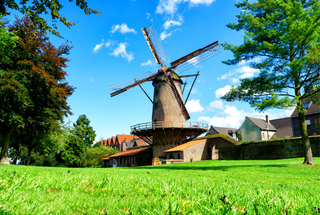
<box><xmin>303</xmin><ymin>101</ymin><xmax>312</xmax><ymax>109</ymax></box>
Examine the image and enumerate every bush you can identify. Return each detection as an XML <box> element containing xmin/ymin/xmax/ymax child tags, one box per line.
<box><xmin>81</xmin><ymin>146</ymin><xmax>116</xmax><ymax>167</ymax></box>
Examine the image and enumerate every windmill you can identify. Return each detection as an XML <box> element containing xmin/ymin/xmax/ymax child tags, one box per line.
<box><xmin>109</xmin><ymin>25</ymin><xmax>222</xmax><ymax>159</ymax></box>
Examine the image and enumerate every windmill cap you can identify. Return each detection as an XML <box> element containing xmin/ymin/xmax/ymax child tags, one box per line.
<box><xmin>153</xmin><ymin>69</ymin><xmax>182</xmax><ymax>84</ymax></box>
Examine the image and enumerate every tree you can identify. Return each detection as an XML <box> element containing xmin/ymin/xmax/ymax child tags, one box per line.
<box><xmin>222</xmin><ymin>0</ymin><xmax>319</xmax><ymax>165</ymax></box>
<box><xmin>73</xmin><ymin>115</ymin><xmax>96</xmax><ymax>148</ymax></box>
<box><xmin>62</xmin><ymin>115</ymin><xmax>96</xmax><ymax>167</ymax></box>
<box><xmin>0</xmin><ymin>15</ymin><xmax>18</xmax><ymax>63</ymax></box>
<box><xmin>81</xmin><ymin>146</ymin><xmax>115</xmax><ymax>167</ymax></box>
<box><xmin>1</xmin><ymin>0</ymin><xmax>99</xmax><ymax>37</ymax></box>
<box><xmin>0</xmin><ymin>16</ymin><xmax>74</xmax><ymax>164</ymax></box>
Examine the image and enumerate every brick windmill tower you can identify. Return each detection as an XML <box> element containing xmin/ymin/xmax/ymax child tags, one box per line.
<box><xmin>109</xmin><ymin>25</ymin><xmax>222</xmax><ymax>159</ymax></box>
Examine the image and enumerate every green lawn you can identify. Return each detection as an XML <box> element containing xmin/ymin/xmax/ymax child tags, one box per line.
<box><xmin>0</xmin><ymin>158</ymin><xmax>319</xmax><ymax>214</ymax></box>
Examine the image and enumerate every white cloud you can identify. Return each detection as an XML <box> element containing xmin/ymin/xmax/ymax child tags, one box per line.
<box><xmin>111</xmin><ymin>23</ymin><xmax>137</xmax><ymax>34</ymax></box>
<box><xmin>105</xmin><ymin>41</ymin><xmax>112</xmax><ymax>47</ymax></box>
<box><xmin>252</xmin><ymin>107</ymin><xmax>294</xmax><ymax>120</ymax></box>
<box><xmin>239</xmin><ymin>57</ymin><xmax>260</xmax><ymax>66</ymax></box>
<box><xmin>156</xmin><ymin>0</ymin><xmax>182</xmax><ymax>15</ymax></box>
<box><xmin>215</xmin><ymin>85</ymin><xmax>231</xmax><ymax>98</ymax></box>
<box><xmin>141</xmin><ymin>60</ymin><xmax>153</xmax><ymax>66</ymax></box>
<box><xmin>186</xmin><ymin>99</ymin><xmax>204</xmax><ymax>113</ymax></box>
<box><xmin>217</xmin><ymin>71</ymin><xmax>233</xmax><ymax>80</ymax></box>
<box><xmin>93</xmin><ymin>42</ymin><xmax>104</xmax><ymax>53</ymax></box>
<box><xmin>209</xmin><ymin>100</ymin><xmax>224</xmax><ymax>110</ymax></box>
<box><xmin>111</xmin><ymin>43</ymin><xmax>134</xmax><ymax>62</ymax></box>
<box><xmin>163</xmin><ymin>19</ymin><xmax>182</xmax><ymax>30</ymax></box>
<box><xmin>188</xmin><ymin>0</ymin><xmax>215</xmax><ymax>5</ymax></box>
<box><xmin>146</xmin><ymin>13</ymin><xmax>151</xmax><ymax>19</ymax></box>
<box><xmin>231</xmin><ymin>78</ymin><xmax>240</xmax><ymax>83</ymax></box>
<box><xmin>191</xmin><ymin>88</ymin><xmax>199</xmax><ymax>95</ymax></box>
<box><xmin>198</xmin><ymin>116</ymin><xmax>243</xmax><ymax>128</ymax></box>
<box><xmin>156</xmin><ymin>0</ymin><xmax>215</xmax><ymax>15</ymax></box>
<box><xmin>160</xmin><ymin>31</ymin><xmax>173</xmax><ymax>40</ymax></box>
<box><xmin>93</xmin><ymin>40</ymin><xmax>115</xmax><ymax>53</ymax></box>
<box><xmin>236</xmin><ymin>66</ymin><xmax>259</xmax><ymax>79</ymax></box>
<box><xmin>217</xmin><ymin>65</ymin><xmax>260</xmax><ymax>83</ymax></box>
<box><xmin>223</xmin><ymin>105</ymin><xmax>249</xmax><ymax>117</ymax></box>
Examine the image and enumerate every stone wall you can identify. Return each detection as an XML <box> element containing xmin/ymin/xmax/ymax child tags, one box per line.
<box><xmin>183</xmin><ymin>140</ymin><xmax>207</xmax><ymax>162</ymax></box>
<box><xmin>239</xmin><ymin>136</ymin><xmax>320</xmax><ymax>160</ymax></box>
<box><xmin>204</xmin><ymin>135</ymin><xmax>319</xmax><ymax>160</ymax></box>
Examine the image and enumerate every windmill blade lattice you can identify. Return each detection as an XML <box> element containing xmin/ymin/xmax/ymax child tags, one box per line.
<box><xmin>142</xmin><ymin>25</ymin><xmax>168</xmax><ymax>66</ymax></box>
<box><xmin>109</xmin><ymin>71</ymin><xmax>157</xmax><ymax>97</ymax></box>
<box><xmin>170</xmin><ymin>41</ymin><xmax>223</xmax><ymax>74</ymax></box>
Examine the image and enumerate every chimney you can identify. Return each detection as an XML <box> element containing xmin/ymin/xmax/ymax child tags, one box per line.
<box><xmin>266</xmin><ymin>115</ymin><xmax>270</xmax><ymax>124</ymax></box>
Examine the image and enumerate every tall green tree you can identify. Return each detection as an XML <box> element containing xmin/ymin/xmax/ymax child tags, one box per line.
<box><xmin>1</xmin><ymin>0</ymin><xmax>99</xmax><ymax>37</ymax></box>
<box><xmin>0</xmin><ymin>15</ymin><xmax>18</xmax><ymax>63</ymax></box>
<box><xmin>0</xmin><ymin>16</ymin><xmax>74</xmax><ymax>164</ymax></box>
<box><xmin>62</xmin><ymin>115</ymin><xmax>96</xmax><ymax>167</ymax></box>
<box><xmin>222</xmin><ymin>0</ymin><xmax>319</xmax><ymax>165</ymax></box>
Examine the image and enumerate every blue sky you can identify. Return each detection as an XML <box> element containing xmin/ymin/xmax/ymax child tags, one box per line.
<box><xmin>9</xmin><ymin>0</ymin><xmax>294</xmax><ymax>140</ymax></box>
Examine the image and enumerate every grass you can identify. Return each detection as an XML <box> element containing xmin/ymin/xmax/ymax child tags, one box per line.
<box><xmin>0</xmin><ymin>158</ymin><xmax>320</xmax><ymax>214</ymax></box>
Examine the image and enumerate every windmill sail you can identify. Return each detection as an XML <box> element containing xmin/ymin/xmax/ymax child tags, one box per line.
<box><xmin>141</xmin><ymin>25</ymin><xmax>168</xmax><ymax>66</ymax></box>
<box><xmin>170</xmin><ymin>41</ymin><xmax>223</xmax><ymax>74</ymax></box>
<box><xmin>109</xmin><ymin>71</ymin><xmax>157</xmax><ymax>97</ymax></box>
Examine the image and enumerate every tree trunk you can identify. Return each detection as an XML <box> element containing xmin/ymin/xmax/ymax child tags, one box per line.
<box><xmin>0</xmin><ymin>126</ymin><xmax>14</xmax><ymax>165</ymax></box>
<box><xmin>297</xmin><ymin>105</ymin><xmax>314</xmax><ymax>165</ymax></box>
<box><xmin>13</xmin><ymin>148</ymin><xmax>22</xmax><ymax>165</ymax></box>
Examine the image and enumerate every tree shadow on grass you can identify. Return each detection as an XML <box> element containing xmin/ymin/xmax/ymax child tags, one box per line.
<box><xmin>136</xmin><ymin>163</ymin><xmax>289</xmax><ymax>171</ymax></box>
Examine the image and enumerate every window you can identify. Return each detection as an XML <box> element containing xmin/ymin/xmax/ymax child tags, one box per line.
<box><xmin>315</xmin><ymin>118</ymin><xmax>320</xmax><ymax>134</ymax></box>
<box><xmin>262</xmin><ymin>133</ymin><xmax>265</xmax><ymax>138</ymax></box>
<box><xmin>303</xmin><ymin>101</ymin><xmax>312</xmax><ymax>109</ymax></box>
<box><xmin>306</xmin><ymin>120</ymin><xmax>311</xmax><ymax>130</ymax></box>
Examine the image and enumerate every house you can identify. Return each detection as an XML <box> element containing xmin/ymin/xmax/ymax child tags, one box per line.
<box><xmin>269</xmin><ymin>117</ymin><xmax>293</xmax><ymax>139</ymax></box>
<box><xmin>101</xmin><ymin>146</ymin><xmax>152</xmax><ymax>167</ymax></box>
<box><xmin>207</xmin><ymin>126</ymin><xmax>237</xmax><ymax>139</ymax></box>
<box><xmin>115</xmin><ymin>135</ymin><xmax>136</xmax><ymax>151</ymax></box>
<box><xmin>237</xmin><ymin>115</ymin><xmax>277</xmax><ymax>141</ymax></box>
<box><xmin>163</xmin><ymin>134</ymin><xmax>240</xmax><ymax>164</ymax></box>
<box><xmin>110</xmin><ymin>136</ymin><xmax>116</xmax><ymax>149</ymax></box>
<box><xmin>291</xmin><ymin>101</ymin><xmax>320</xmax><ymax>136</ymax></box>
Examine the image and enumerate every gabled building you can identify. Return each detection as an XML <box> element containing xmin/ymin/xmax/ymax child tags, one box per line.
<box><xmin>101</xmin><ymin>146</ymin><xmax>152</xmax><ymax>167</ymax></box>
<box><xmin>110</xmin><ymin>136</ymin><xmax>116</xmax><ymax>149</ymax></box>
<box><xmin>207</xmin><ymin>126</ymin><xmax>237</xmax><ymax>139</ymax></box>
<box><xmin>291</xmin><ymin>101</ymin><xmax>320</xmax><ymax>136</ymax></box>
<box><xmin>269</xmin><ymin>117</ymin><xmax>293</xmax><ymax>139</ymax></box>
<box><xmin>115</xmin><ymin>134</ymin><xmax>136</xmax><ymax>151</ymax></box>
<box><xmin>237</xmin><ymin>115</ymin><xmax>277</xmax><ymax>141</ymax></box>
<box><xmin>164</xmin><ymin>134</ymin><xmax>240</xmax><ymax>164</ymax></box>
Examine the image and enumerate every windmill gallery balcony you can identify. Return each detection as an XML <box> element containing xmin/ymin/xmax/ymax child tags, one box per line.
<box><xmin>131</xmin><ymin>121</ymin><xmax>208</xmax><ymax>147</ymax></box>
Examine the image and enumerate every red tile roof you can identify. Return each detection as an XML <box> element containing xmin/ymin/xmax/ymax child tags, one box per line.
<box><xmin>111</xmin><ymin>136</ymin><xmax>116</xmax><ymax>145</ymax></box>
<box><xmin>108</xmin><ymin>147</ymin><xmax>150</xmax><ymax>158</ymax></box>
<box><xmin>102</xmin><ymin>156</ymin><xmax>110</xmax><ymax>160</ymax></box>
<box><xmin>107</xmin><ymin>138</ymin><xmax>111</xmax><ymax>146</ymax></box>
<box><xmin>164</xmin><ymin>139</ymin><xmax>206</xmax><ymax>153</ymax></box>
<box><xmin>136</xmin><ymin>139</ymin><xmax>147</xmax><ymax>146</ymax></box>
<box><xmin>116</xmin><ymin>135</ymin><xmax>136</xmax><ymax>145</ymax></box>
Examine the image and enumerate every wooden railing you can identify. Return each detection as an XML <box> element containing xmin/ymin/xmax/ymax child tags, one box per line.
<box><xmin>130</xmin><ymin>121</ymin><xmax>208</xmax><ymax>132</ymax></box>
